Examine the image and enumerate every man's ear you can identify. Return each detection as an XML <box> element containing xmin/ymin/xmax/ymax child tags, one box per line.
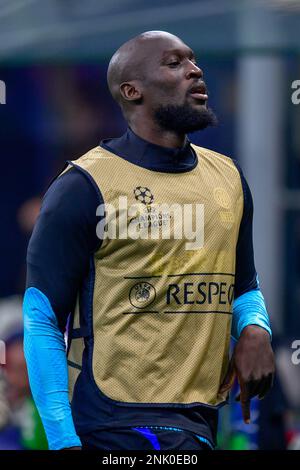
<box><xmin>119</xmin><ymin>81</ymin><xmax>142</xmax><ymax>102</ymax></box>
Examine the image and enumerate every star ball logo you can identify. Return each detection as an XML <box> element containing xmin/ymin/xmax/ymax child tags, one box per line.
<box><xmin>0</xmin><ymin>80</ymin><xmax>6</xmax><ymax>104</ymax></box>
<box><xmin>134</xmin><ymin>186</ymin><xmax>154</xmax><ymax>205</ymax></box>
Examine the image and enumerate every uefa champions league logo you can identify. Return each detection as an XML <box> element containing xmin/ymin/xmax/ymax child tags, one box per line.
<box><xmin>96</xmin><ymin>195</ymin><xmax>205</xmax><ymax>251</ymax></box>
<box><xmin>96</xmin><ymin>185</ymin><xmax>205</xmax><ymax>250</ymax></box>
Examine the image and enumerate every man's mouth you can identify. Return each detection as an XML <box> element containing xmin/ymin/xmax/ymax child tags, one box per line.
<box><xmin>188</xmin><ymin>83</ymin><xmax>208</xmax><ymax>102</ymax></box>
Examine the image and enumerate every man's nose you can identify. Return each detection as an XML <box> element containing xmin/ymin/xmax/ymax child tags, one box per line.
<box><xmin>186</xmin><ymin>61</ymin><xmax>203</xmax><ymax>80</ymax></box>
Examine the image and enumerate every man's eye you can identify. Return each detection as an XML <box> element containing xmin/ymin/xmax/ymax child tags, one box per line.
<box><xmin>168</xmin><ymin>61</ymin><xmax>180</xmax><ymax>67</ymax></box>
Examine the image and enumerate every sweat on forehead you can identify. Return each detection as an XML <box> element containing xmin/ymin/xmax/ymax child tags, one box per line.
<box><xmin>107</xmin><ymin>31</ymin><xmax>185</xmax><ymax>101</ymax></box>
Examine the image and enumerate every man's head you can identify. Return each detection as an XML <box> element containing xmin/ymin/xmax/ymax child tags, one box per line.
<box><xmin>107</xmin><ymin>31</ymin><xmax>216</xmax><ymax>135</ymax></box>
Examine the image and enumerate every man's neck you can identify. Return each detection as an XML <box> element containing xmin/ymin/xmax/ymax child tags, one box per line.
<box><xmin>129</xmin><ymin>121</ymin><xmax>187</xmax><ymax>149</ymax></box>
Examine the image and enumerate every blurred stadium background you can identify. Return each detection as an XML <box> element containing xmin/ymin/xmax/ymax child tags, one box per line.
<box><xmin>0</xmin><ymin>0</ymin><xmax>300</xmax><ymax>450</ymax></box>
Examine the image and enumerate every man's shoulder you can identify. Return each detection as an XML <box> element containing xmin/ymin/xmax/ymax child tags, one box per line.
<box><xmin>191</xmin><ymin>143</ymin><xmax>240</xmax><ymax>175</ymax></box>
<box><xmin>70</xmin><ymin>145</ymin><xmax>116</xmax><ymax>167</ymax></box>
<box><xmin>191</xmin><ymin>143</ymin><xmax>232</xmax><ymax>161</ymax></box>
<box><xmin>44</xmin><ymin>158</ymin><xmax>102</xmax><ymax>213</ymax></box>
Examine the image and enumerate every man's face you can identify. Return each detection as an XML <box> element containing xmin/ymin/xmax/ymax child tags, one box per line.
<box><xmin>139</xmin><ymin>34</ymin><xmax>216</xmax><ymax>133</ymax></box>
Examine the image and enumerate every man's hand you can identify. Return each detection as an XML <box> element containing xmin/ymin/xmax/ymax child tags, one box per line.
<box><xmin>219</xmin><ymin>325</ymin><xmax>275</xmax><ymax>424</ymax></box>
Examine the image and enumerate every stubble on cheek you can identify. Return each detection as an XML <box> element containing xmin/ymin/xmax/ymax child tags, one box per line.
<box><xmin>153</xmin><ymin>83</ymin><xmax>185</xmax><ymax>109</ymax></box>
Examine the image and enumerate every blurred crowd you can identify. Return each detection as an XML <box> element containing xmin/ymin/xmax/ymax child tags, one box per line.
<box><xmin>0</xmin><ymin>296</ymin><xmax>47</xmax><ymax>449</ymax></box>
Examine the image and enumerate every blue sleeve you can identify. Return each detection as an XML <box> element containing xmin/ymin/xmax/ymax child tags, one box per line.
<box><xmin>232</xmin><ymin>162</ymin><xmax>272</xmax><ymax>340</ymax></box>
<box><xmin>234</xmin><ymin>162</ymin><xmax>258</xmax><ymax>298</ymax></box>
<box><xmin>232</xmin><ymin>282</ymin><xmax>272</xmax><ymax>342</ymax></box>
<box><xmin>26</xmin><ymin>167</ymin><xmax>102</xmax><ymax>331</ymax></box>
<box><xmin>23</xmin><ymin>287</ymin><xmax>82</xmax><ymax>450</ymax></box>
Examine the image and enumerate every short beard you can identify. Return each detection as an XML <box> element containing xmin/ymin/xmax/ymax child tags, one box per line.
<box><xmin>153</xmin><ymin>102</ymin><xmax>217</xmax><ymax>134</ymax></box>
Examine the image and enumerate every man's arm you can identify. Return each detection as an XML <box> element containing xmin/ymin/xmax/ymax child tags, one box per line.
<box><xmin>23</xmin><ymin>168</ymin><xmax>102</xmax><ymax>449</ymax></box>
<box><xmin>219</xmin><ymin>164</ymin><xmax>275</xmax><ymax>423</ymax></box>
<box><xmin>23</xmin><ymin>287</ymin><xmax>82</xmax><ymax>450</ymax></box>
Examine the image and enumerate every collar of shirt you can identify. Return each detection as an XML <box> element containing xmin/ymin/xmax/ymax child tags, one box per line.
<box><xmin>99</xmin><ymin>127</ymin><xmax>198</xmax><ymax>173</ymax></box>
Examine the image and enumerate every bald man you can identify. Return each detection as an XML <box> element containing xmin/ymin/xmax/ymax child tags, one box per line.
<box><xmin>23</xmin><ymin>31</ymin><xmax>275</xmax><ymax>451</ymax></box>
